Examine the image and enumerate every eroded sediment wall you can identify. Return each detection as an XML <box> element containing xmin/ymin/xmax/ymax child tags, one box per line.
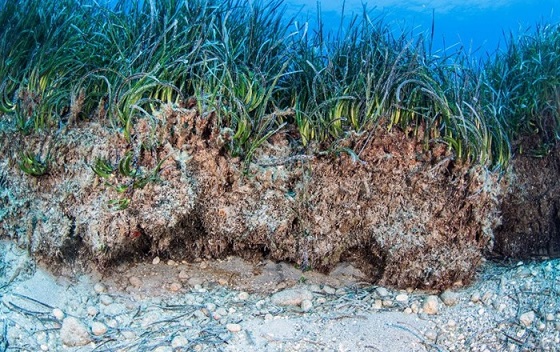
<box><xmin>0</xmin><ymin>106</ymin><xmax>503</xmax><ymax>289</ymax></box>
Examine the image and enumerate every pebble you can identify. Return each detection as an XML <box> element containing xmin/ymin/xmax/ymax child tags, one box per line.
<box><xmin>470</xmin><ymin>291</ymin><xmax>481</xmax><ymax>303</ymax></box>
<box><xmin>238</xmin><ymin>292</ymin><xmax>249</xmax><ymax>300</ymax></box>
<box><xmin>395</xmin><ymin>294</ymin><xmax>408</xmax><ymax>302</ymax></box>
<box><xmin>382</xmin><ymin>299</ymin><xmax>394</xmax><ymax>307</ymax></box>
<box><xmin>425</xmin><ymin>330</ymin><xmax>438</xmax><ymax>341</ymax></box>
<box><xmin>301</xmin><ymin>299</ymin><xmax>313</xmax><ymax>312</ymax></box>
<box><xmin>440</xmin><ymin>290</ymin><xmax>459</xmax><ymax>306</ymax></box>
<box><xmin>172</xmin><ymin>335</ymin><xmax>189</xmax><ymax>348</ymax></box>
<box><xmin>52</xmin><ymin>308</ymin><xmax>64</xmax><ymax>320</ymax></box>
<box><xmin>152</xmin><ymin>256</ymin><xmax>161</xmax><ymax>265</ymax></box>
<box><xmin>323</xmin><ymin>285</ymin><xmax>336</xmax><ymax>295</ymax></box>
<box><xmin>60</xmin><ymin>317</ymin><xmax>92</xmax><ymax>347</ymax></box>
<box><xmin>167</xmin><ymin>259</ymin><xmax>176</xmax><ymax>266</ymax></box>
<box><xmin>226</xmin><ymin>323</ymin><xmax>242</xmax><ymax>333</ymax></box>
<box><xmin>87</xmin><ymin>306</ymin><xmax>98</xmax><ymax>316</ymax></box>
<box><xmin>99</xmin><ymin>294</ymin><xmax>114</xmax><ymax>305</ymax></box>
<box><xmin>129</xmin><ymin>276</ymin><xmax>142</xmax><ymax>288</ymax></box>
<box><xmin>422</xmin><ymin>296</ymin><xmax>439</xmax><ymax>315</ymax></box>
<box><xmin>546</xmin><ymin>313</ymin><xmax>555</xmax><ymax>321</ymax></box>
<box><xmin>93</xmin><ymin>283</ymin><xmax>107</xmax><ymax>294</ymax></box>
<box><xmin>91</xmin><ymin>321</ymin><xmax>108</xmax><ymax>336</ymax></box>
<box><xmin>169</xmin><ymin>282</ymin><xmax>182</xmax><ymax>292</ymax></box>
<box><xmin>519</xmin><ymin>311</ymin><xmax>535</xmax><ymax>327</ymax></box>
<box><xmin>178</xmin><ymin>270</ymin><xmax>189</xmax><ymax>280</ymax></box>
<box><xmin>271</xmin><ymin>288</ymin><xmax>313</xmax><ymax>306</ymax></box>
<box><xmin>375</xmin><ymin>287</ymin><xmax>389</xmax><ymax>297</ymax></box>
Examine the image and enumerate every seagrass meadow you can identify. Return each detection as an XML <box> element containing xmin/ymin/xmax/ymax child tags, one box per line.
<box><xmin>0</xmin><ymin>0</ymin><xmax>559</xmax><ymax>289</ymax></box>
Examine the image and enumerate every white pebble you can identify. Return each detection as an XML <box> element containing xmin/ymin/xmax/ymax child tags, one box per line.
<box><xmin>301</xmin><ymin>299</ymin><xmax>313</xmax><ymax>312</ymax></box>
<box><xmin>172</xmin><ymin>335</ymin><xmax>189</xmax><ymax>348</ymax></box>
<box><xmin>519</xmin><ymin>311</ymin><xmax>535</xmax><ymax>327</ymax></box>
<box><xmin>91</xmin><ymin>322</ymin><xmax>108</xmax><ymax>336</ymax></box>
<box><xmin>375</xmin><ymin>287</ymin><xmax>389</xmax><ymax>297</ymax></box>
<box><xmin>99</xmin><ymin>294</ymin><xmax>113</xmax><ymax>305</ymax></box>
<box><xmin>93</xmin><ymin>283</ymin><xmax>107</xmax><ymax>294</ymax></box>
<box><xmin>87</xmin><ymin>306</ymin><xmax>98</xmax><ymax>316</ymax></box>
<box><xmin>168</xmin><ymin>282</ymin><xmax>182</xmax><ymax>292</ymax></box>
<box><xmin>152</xmin><ymin>256</ymin><xmax>161</xmax><ymax>265</ymax></box>
<box><xmin>323</xmin><ymin>285</ymin><xmax>336</xmax><ymax>295</ymax></box>
<box><xmin>128</xmin><ymin>276</ymin><xmax>142</xmax><ymax>288</ymax></box>
<box><xmin>470</xmin><ymin>291</ymin><xmax>481</xmax><ymax>303</ymax></box>
<box><xmin>226</xmin><ymin>323</ymin><xmax>242</xmax><ymax>333</ymax></box>
<box><xmin>396</xmin><ymin>294</ymin><xmax>408</xmax><ymax>302</ymax></box>
<box><xmin>422</xmin><ymin>296</ymin><xmax>439</xmax><ymax>315</ymax></box>
<box><xmin>52</xmin><ymin>308</ymin><xmax>65</xmax><ymax>320</ymax></box>
<box><xmin>238</xmin><ymin>292</ymin><xmax>249</xmax><ymax>300</ymax></box>
<box><xmin>440</xmin><ymin>290</ymin><xmax>459</xmax><ymax>306</ymax></box>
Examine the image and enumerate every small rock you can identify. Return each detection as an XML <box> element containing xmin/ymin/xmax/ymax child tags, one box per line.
<box><xmin>335</xmin><ymin>288</ymin><xmax>346</xmax><ymax>295</ymax></box>
<box><xmin>316</xmin><ymin>297</ymin><xmax>327</xmax><ymax>304</ymax></box>
<box><xmin>308</xmin><ymin>284</ymin><xmax>322</xmax><ymax>293</ymax></box>
<box><xmin>154</xmin><ymin>347</ymin><xmax>172</xmax><ymax>352</ymax></box>
<box><xmin>271</xmin><ymin>288</ymin><xmax>313</xmax><ymax>306</ymax></box>
<box><xmin>323</xmin><ymin>285</ymin><xmax>336</xmax><ymax>295</ymax></box>
<box><xmin>382</xmin><ymin>299</ymin><xmax>393</xmax><ymax>307</ymax></box>
<box><xmin>199</xmin><ymin>261</ymin><xmax>208</xmax><ymax>269</ymax></box>
<box><xmin>440</xmin><ymin>290</ymin><xmax>459</xmax><ymax>306</ymax></box>
<box><xmin>167</xmin><ymin>259</ymin><xmax>176</xmax><ymax>266</ymax></box>
<box><xmin>178</xmin><ymin>270</ymin><xmax>189</xmax><ymax>280</ymax></box>
<box><xmin>206</xmin><ymin>303</ymin><xmax>216</xmax><ymax>312</ymax></box>
<box><xmin>152</xmin><ymin>256</ymin><xmax>161</xmax><ymax>265</ymax></box>
<box><xmin>372</xmin><ymin>300</ymin><xmax>383</xmax><ymax>310</ymax></box>
<box><xmin>264</xmin><ymin>313</ymin><xmax>273</xmax><ymax>321</ymax></box>
<box><xmin>425</xmin><ymin>329</ymin><xmax>438</xmax><ymax>341</ymax></box>
<box><xmin>375</xmin><ymin>287</ymin><xmax>389</xmax><ymax>297</ymax></box>
<box><xmin>93</xmin><ymin>283</ymin><xmax>107</xmax><ymax>294</ymax></box>
<box><xmin>60</xmin><ymin>317</ymin><xmax>92</xmax><ymax>347</ymax></box>
<box><xmin>169</xmin><ymin>282</ymin><xmax>182</xmax><ymax>292</ymax></box>
<box><xmin>537</xmin><ymin>322</ymin><xmax>546</xmax><ymax>331</ymax></box>
<box><xmin>226</xmin><ymin>323</ymin><xmax>242</xmax><ymax>333</ymax></box>
<box><xmin>99</xmin><ymin>294</ymin><xmax>114</xmax><ymax>305</ymax></box>
<box><xmin>129</xmin><ymin>276</ymin><xmax>142</xmax><ymax>288</ymax></box>
<box><xmin>238</xmin><ymin>292</ymin><xmax>249</xmax><ymax>300</ymax></box>
<box><xmin>91</xmin><ymin>322</ymin><xmax>108</xmax><ymax>336</ymax></box>
<box><xmin>172</xmin><ymin>335</ymin><xmax>189</xmax><ymax>348</ymax></box>
<box><xmin>470</xmin><ymin>291</ymin><xmax>481</xmax><ymax>303</ymax></box>
<box><xmin>396</xmin><ymin>294</ymin><xmax>408</xmax><ymax>302</ymax></box>
<box><xmin>216</xmin><ymin>307</ymin><xmax>228</xmax><ymax>316</ymax></box>
<box><xmin>301</xmin><ymin>299</ymin><xmax>313</xmax><ymax>312</ymax></box>
<box><xmin>87</xmin><ymin>306</ymin><xmax>98</xmax><ymax>316</ymax></box>
<box><xmin>218</xmin><ymin>278</ymin><xmax>228</xmax><ymax>286</ymax></box>
<box><xmin>546</xmin><ymin>313</ymin><xmax>555</xmax><ymax>321</ymax></box>
<box><xmin>404</xmin><ymin>308</ymin><xmax>413</xmax><ymax>314</ymax></box>
<box><xmin>520</xmin><ymin>311</ymin><xmax>535</xmax><ymax>327</ymax></box>
<box><xmin>52</xmin><ymin>308</ymin><xmax>64</xmax><ymax>320</ymax></box>
<box><xmin>422</xmin><ymin>296</ymin><xmax>439</xmax><ymax>315</ymax></box>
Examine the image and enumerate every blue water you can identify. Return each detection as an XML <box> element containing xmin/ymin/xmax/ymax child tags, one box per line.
<box><xmin>283</xmin><ymin>0</ymin><xmax>559</xmax><ymax>56</ymax></box>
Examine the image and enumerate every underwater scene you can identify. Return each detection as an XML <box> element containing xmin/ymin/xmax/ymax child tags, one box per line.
<box><xmin>0</xmin><ymin>0</ymin><xmax>560</xmax><ymax>351</ymax></box>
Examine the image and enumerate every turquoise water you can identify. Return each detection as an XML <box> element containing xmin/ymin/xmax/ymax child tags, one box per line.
<box><xmin>283</xmin><ymin>0</ymin><xmax>558</xmax><ymax>56</ymax></box>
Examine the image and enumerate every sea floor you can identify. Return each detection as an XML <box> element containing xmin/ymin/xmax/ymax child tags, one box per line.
<box><xmin>0</xmin><ymin>240</ymin><xmax>559</xmax><ymax>351</ymax></box>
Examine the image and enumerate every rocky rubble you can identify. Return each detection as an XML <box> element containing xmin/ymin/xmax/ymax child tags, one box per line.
<box><xmin>1</xmin><ymin>241</ymin><xmax>559</xmax><ymax>351</ymax></box>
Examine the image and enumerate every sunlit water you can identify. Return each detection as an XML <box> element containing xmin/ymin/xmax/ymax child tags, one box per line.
<box><xmin>283</xmin><ymin>0</ymin><xmax>558</xmax><ymax>56</ymax></box>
